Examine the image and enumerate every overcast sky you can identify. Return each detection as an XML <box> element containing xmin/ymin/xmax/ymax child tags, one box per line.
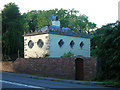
<box><xmin>0</xmin><ymin>0</ymin><xmax>119</xmax><ymax>28</ymax></box>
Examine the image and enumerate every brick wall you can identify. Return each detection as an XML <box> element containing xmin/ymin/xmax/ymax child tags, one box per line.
<box><xmin>83</xmin><ymin>57</ymin><xmax>97</xmax><ymax>80</ymax></box>
<box><xmin>1</xmin><ymin>56</ymin><xmax>97</xmax><ymax>80</ymax></box>
<box><xmin>0</xmin><ymin>61</ymin><xmax>15</xmax><ymax>72</ymax></box>
<box><xmin>14</xmin><ymin>57</ymin><xmax>75</xmax><ymax>79</ymax></box>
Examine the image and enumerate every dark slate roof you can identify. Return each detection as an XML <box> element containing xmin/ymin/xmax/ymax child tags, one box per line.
<box><xmin>24</xmin><ymin>25</ymin><xmax>90</xmax><ymax>38</ymax></box>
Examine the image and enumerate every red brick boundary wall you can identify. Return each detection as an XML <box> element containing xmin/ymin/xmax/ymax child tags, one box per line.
<box><xmin>0</xmin><ymin>61</ymin><xmax>15</xmax><ymax>72</ymax></box>
<box><xmin>0</xmin><ymin>55</ymin><xmax>97</xmax><ymax>80</ymax></box>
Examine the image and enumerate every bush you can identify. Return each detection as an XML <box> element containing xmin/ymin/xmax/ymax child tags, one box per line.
<box><xmin>61</xmin><ymin>51</ymin><xmax>74</xmax><ymax>57</ymax></box>
<box><xmin>91</xmin><ymin>22</ymin><xmax>120</xmax><ymax>81</ymax></box>
<box><xmin>43</xmin><ymin>53</ymin><xmax>49</xmax><ymax>57</ymax></box>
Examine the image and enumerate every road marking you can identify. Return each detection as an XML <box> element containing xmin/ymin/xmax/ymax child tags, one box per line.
<box><xmin>0</xmin><ymin>80</ymin><xmax>45</xmax><ymax>89</ymax></box>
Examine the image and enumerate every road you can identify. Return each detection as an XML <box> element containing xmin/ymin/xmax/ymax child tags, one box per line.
<box><xmin>0</xmin><ymin>71</ymin><xmax>118</xmax><ymax>89</ymax></box>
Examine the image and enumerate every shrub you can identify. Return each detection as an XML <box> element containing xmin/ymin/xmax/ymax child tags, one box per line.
<box><xmin>61</xmin><ymin>51</ymin><xmax>74</xmax><ymax>57</ymax></box>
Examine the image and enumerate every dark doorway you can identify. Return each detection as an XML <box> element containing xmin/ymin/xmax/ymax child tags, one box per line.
<box><xmin>75</xmin><ymin>58</ymin><xmax>84</xmax><ymax>80</ymax></box>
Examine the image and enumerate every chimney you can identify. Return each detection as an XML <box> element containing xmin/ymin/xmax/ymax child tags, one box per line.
<box><xmin>52</xmin><ymin>16</ymin><xmax>60</xmax><ymax>27</ymax></box>
<box><xmin>56</xmin><ymin>16</ymin><xmax>58</xmax><ymax>21</ymax></box>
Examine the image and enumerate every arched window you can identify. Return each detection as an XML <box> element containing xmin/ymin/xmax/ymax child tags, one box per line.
<box><xmin>80</xmin><ymin>41</ymin><xmax>84</xmax><ymax>48</ymax></box>
<box><xmin>37</xmin><ymin>39</ymin><xmax>44</xmax><ymax>48</ymax></box>
<box><xmin>70</xmin><ymin>40</ymin><xmax>75</xmax><ymax>48</ymax></box>
<box><xmin>28</xmin><ymin>40</ymin><xmax>34</xmax><ymax>49</ymax></box>
<box><xmin>58</xmin><ymin>39</ymin><xmax>64</xmax><ymax>48</ymax></box>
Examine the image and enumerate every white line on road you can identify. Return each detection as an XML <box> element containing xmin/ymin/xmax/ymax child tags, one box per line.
<box><xmin>0</xmin><ymin>80</ymin><xmax>45</xmax><ymax>89</ymax></box>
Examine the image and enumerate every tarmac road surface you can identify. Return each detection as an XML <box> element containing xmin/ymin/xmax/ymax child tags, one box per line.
<box><xmin>1</xmin><ymin>71</ymin><xmax>118</xmax><ymax>90</ymax></box>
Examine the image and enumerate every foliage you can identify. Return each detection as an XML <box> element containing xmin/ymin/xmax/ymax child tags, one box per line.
<box><xmin>23</xmin><ymin>8</ymin><xmax>96</xmax><ymax>33</ymax></box>
<box><xmin>22</xmin><ymin>10</ymin><xmax>38</xmax><ymax>32</ymax></box>
<box><xmin>94</xmin><ymin>81</ymin><xmax>120</xmax><ymax>88</ymax></box>
<box><xmin>2</xmin><ymin>3</ymin><xmax>24</xmax><ymax>61</ymax></box>
<box><xmin>61</xmin><ymin>51</ymin><xmax>74</xmax><ymax>57</ymax></box>
<box><xmin>42</xmin><ymin>53</ymin><xmax>49</xmax><ymax>58</ymax></box>
<box><xmin>2</xmin><ymin>55</ymin><xmax>11</xmax><ymax>61</ymax></box>
<box><xmin>90</xmin><ymin>21</ymin><xmax>120</xmax><ymax>81</ymax></box>
<box><xmin>0</xmin><ymin>13</ymin><xmax>2</xmax><ymax>43</ymax></box>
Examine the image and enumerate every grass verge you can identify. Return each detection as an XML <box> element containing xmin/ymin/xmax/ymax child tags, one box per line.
<box><xmin>94</xmin><ymin>81</ymin><xmax>120</xmax><ymax>88</ymax></box>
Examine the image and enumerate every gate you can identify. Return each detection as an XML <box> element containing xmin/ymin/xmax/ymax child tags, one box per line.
<box><xmin>75</xmin><ymin>58</ymin><xmax>84</xmax><ymax>80</ymax></box>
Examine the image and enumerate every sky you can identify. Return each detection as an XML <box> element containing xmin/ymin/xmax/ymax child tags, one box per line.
<box><xmin>0</xmin><ymin>0</ymin><xmax>119</xmax><ymax>28</ymax></box>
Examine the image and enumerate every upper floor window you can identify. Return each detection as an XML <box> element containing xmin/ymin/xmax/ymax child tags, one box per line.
<box><xmin>58</xmin><ymin>39</ymin><xmax>64</xmax><ymax>48</ymax></box>
<box><xmin>37</xmin><ymin>39</ymin><xmax>44</xmax><ymax>48</ymax></box>
<box><xmin>28</xmin><ymin>40</ymin><xmax>34</xmax><ymax>49</ymax></box>
<box><xmin>70</xmin><ymin>40</ymin><xmax>75</xmax><ymax>48</ymax></box>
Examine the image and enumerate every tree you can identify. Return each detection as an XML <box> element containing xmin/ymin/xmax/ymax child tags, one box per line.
<box><xmin>23</xmin><ymin>8</ymin><xmax>96</xmax><ymax>33</ymax></box>
<box><xmin>23</xmin><ymin>10</ymin><xmax>38</xmax><ymax>32</ymax></box>
<box><xmin>2</xmin><ymin>3</ymin><xmax>24</xmax><ymax>61</ymax></box>
<box><xmin>90</xmin><ymin>21</ymin><xmax>120</xmax><ymax>81</ymax></box>
<box><xmin>37</xmin><ymin>10</ymin><xmax>51</xmax><ymax>30</ymax></box>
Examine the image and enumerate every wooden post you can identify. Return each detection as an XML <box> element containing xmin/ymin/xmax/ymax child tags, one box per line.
<box><xmin>18</xmin><ymin>50</ymin><xmax>19</xmax><ymax>58</ymax></box>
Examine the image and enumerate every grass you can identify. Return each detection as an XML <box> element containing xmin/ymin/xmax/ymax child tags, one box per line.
<box><xmin>94</xmin><ymin>81</ymin><xmax>120</xmax><ymax>88</ymax></box>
